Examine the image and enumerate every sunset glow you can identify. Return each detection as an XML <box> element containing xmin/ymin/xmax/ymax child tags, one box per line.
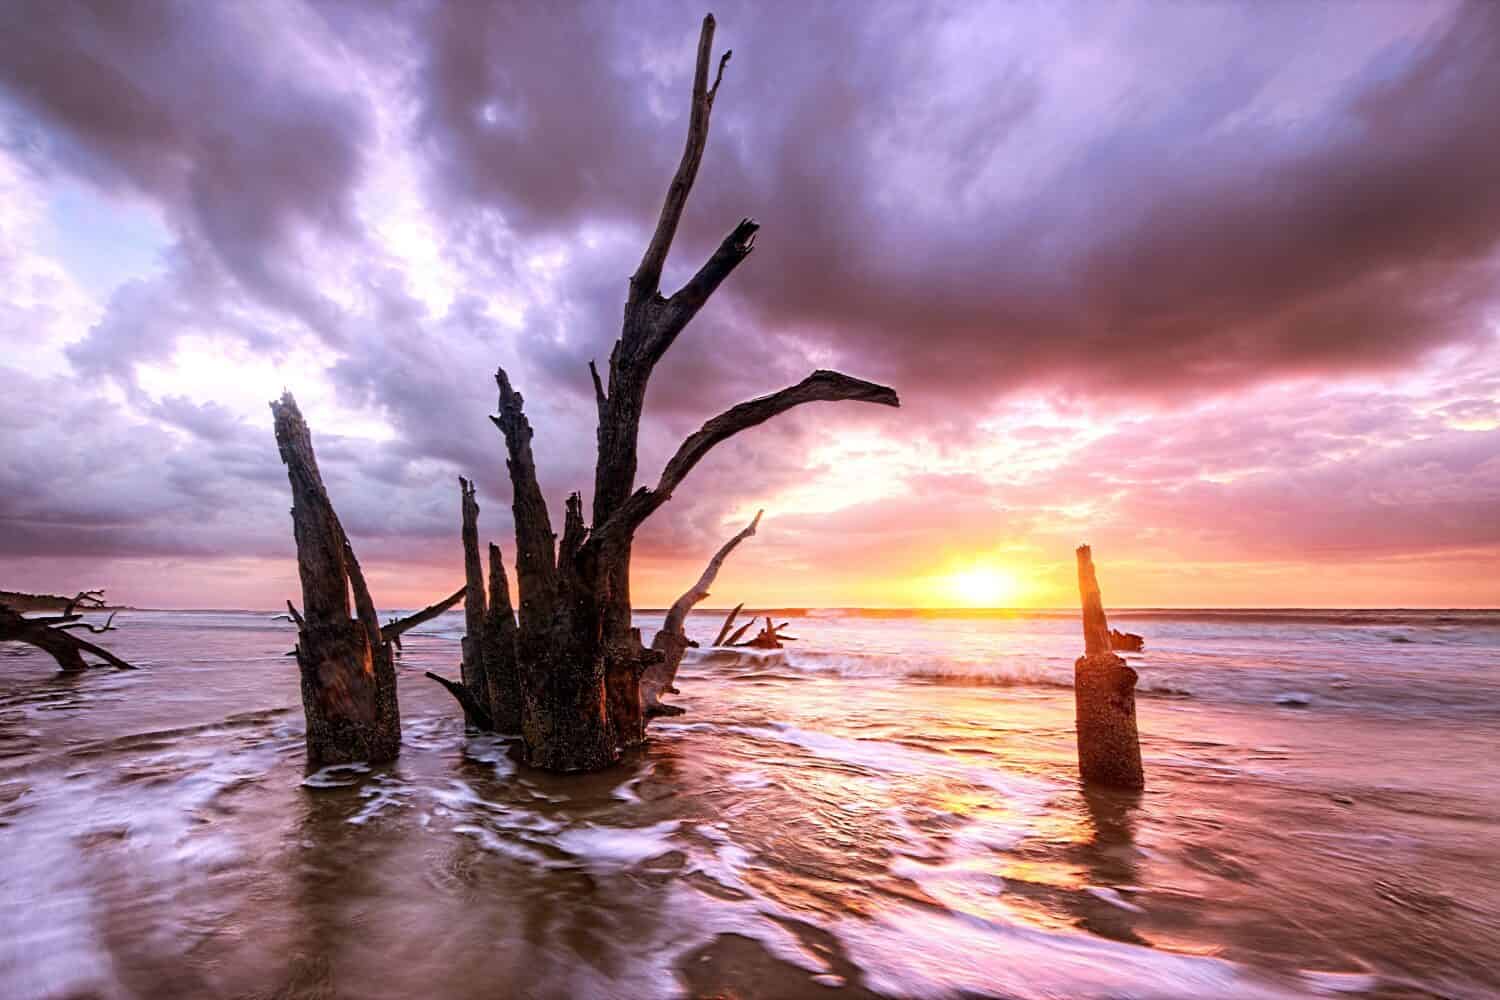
<box><xmin>940</xmin><ymin>565</ymin><xmax>1024</xmax><ymax>608</ymax></box>
<box><xmin>0</xmin><ymin>3</ymin><xmax>1496</xmax><ymax>611</ymax></box>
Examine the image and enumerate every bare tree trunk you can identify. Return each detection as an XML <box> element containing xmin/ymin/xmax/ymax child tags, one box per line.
<box><xmin>464</xmin><ymin>15</ymin><xmax>900</xmax><ymax>772</ymax></box>
<box><xmin>1074</xmin><ymin>545</ymin><xmax>1145</xmax><ymax>790</ymax></box>
<box><xmin>643</xmin><ymin>510</ymin><xmax>761</xmax><ymax>718</ymax></box>
<box><xmin>272</xmin><ymin>393</ymin><xmax>401</xmax><ymax>765</ymax></box>
<box><xmin>272</xmin><ymin>393</ymin><xmax>460</xmax><ymax>767</ymax></box>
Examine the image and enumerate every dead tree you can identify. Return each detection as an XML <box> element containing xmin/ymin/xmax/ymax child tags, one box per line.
<box><xmin>473</xmin><ymin>14</ymin><xmax>900</xmax><ymax>771</ymax></box>
<box><xmin>426</xmin><ymin>478</ymin><xmax>522</xmax><ymax>732</ymax></box>
<box><xmin>271</xmin><ymin>393</ymin><xmax>460</xmax><ymax>766</ymax></box>
<box><xmin>1074</xmin><ymin>545</ymin><xmax>1144</xmax><ymax>790</ymax></box>
<box><xmin>708</xmin><ymin>605</ymin><xmax>797</xmax><ymax>649</ymax></box>
<box><xmin>641</xmin><ymin>510</ymin><xmax>761</xmax><ymax>718</ymax></box>
<box><xmin>0</xmin><ymin>590</ymin><xmax>135</xmax><ymax>671</ymax></box>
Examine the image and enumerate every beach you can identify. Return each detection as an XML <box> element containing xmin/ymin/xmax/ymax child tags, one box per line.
<box><xmin>2</xmin><ymin>608</ymin><xmax>1498</xmax><ymax>999</ymax></box>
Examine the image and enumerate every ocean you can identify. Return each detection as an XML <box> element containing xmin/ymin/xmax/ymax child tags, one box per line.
<box><xmin>2</xmin><ymin>607</ymin><xmax>1497</xmax><ymax>998</ymax></box>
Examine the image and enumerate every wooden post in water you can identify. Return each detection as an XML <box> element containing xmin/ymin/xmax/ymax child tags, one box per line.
<box><xmin>1074</xmin><ymin>545</ymin><xmax>1144</xmax><ymax>789</ymax></box>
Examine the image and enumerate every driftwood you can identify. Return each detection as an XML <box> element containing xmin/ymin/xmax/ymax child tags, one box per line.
<box><xmin>712</xmin><ymin>602</ymin><xmax>745</xmax><ymax>647</ymax></box>
<box><xmin>464</xmin><ymin>14</ymin><xmax>899</xmax><ymax>772</ymax></box>
<box><xmin>383</xmin><ymin>587</ymin><xmax>465</xmax><ymax>645</ymax></box>
<box><xmin>642</xmin><ymin>511</ymin><xmax>761</xmax><ymax>718</ymax></box>
<box><xmin>426</xmin><ymin>479</ymin><xmax>522</xmax><ymax>732</ymax></box>
<box><xmin>271</xmin><ymin>392</ymin><xmax>459</xmax><ymax>766</ymax></box>
<box><xmin>709</xmin><ymin>606</ymin><xmax>797</xmax><ymax>649</ymax></box>
<box><xmin>1074</xmin><ymin>545</ymin><xmax>1144</xmax><ymax>790</ymax></box>
<box><xmin>0</xmin><ymin>590</ymin><xmax>135</xmax><ymax>671</ymax></box>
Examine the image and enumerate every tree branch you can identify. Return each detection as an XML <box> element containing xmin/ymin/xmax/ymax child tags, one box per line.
<box><xmin>642</xmin><ymin>510</ymin><xmax>762</xmax><ymax>719</ymax></box>
<box><xmin>630</xmin><ymin>13</ymin><xmax>724</xmax><ymax>305</ymax></box>
<box><xmin>589</xmin><ymin>359</ymin><xmax>607</xmax><ymax>415</ymax></box>
<box><xmin>662</xmin><ymin>510</ymin><xmax>761</xmax><ymax>638</ymax></box>
<box><xmin>0</xmin><ymin>605</ymin><xmax>136</xmax><ymax>671</ymax></box>
<box><xmin>596</xmin><ymin>371</ymin><xmax>899</xmax><ymax>545</ymax></box>
<box><xmin>381</xmin><ymin>586</ymin><xmax>465</xmax><ymax>643</ymax></box>
<box><xmin>712</xmin><ymin>602</ymin><xmax>744</xmax><ymax>646</ymax></box>
<box><xmin>660</xmin><ymin>218</ymin><xmax>759</xmax><ymax>344</ymax></box>
<box><xmin>57</xmin><ymin>611</ymin><xmax>118</xmax><ymax>634</ymax></box>
<box><xmin>424</xmin><ymin>671</ymin><xmax>494</xmax><ymax>731</ymax></box>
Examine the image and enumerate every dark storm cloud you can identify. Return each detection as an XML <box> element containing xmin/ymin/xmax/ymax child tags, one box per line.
<box><xmin>415</xmin><ymin>0</ymin><xmax>1500</xmax><ymax>405</ymax></box>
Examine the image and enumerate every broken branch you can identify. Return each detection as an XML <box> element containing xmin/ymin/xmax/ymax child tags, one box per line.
<box><xmin>381</xmin><ymin>586</ymin><xmax>465</xmax><ymax>643</ymax></box>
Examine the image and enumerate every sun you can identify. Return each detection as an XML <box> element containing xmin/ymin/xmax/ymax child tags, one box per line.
<box><xmin>943</xmin><ymin>565</ymin><xmax>1021</xmax><ymax>608</ymax></box>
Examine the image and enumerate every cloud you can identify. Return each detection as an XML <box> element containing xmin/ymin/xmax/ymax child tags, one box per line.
<box><xmin>0</xmin><ymin>0</ymin><xmax>1498</xmax><ymax>607</ymax></box>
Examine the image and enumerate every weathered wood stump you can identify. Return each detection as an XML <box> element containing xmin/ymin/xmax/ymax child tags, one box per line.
<box><xmin>272</xmin><ymin>393</ymin><xmax>462</xmax><ymax>767</ymax></box>
<box><xmin>273</xmin><ymin>394</ymin><xmax>402</xmax><ymax>765</ymax></box>
<box><xmin>1074</xmin><ymin>545</ymin><xmax>1145</xmax><ymax>790</ymax></box>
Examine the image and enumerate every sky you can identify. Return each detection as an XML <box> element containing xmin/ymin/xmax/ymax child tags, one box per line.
<box><xmin>1</xmin><ymin>0</ymin><xmax>1498</xmax><ymax>610</ymax></box>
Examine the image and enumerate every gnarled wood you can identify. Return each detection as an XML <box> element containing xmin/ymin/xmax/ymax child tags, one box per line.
<box><xmin>1074</xmin><ymin>545</ymin><xmax>1144</xmax><ymax>790</ymax></box>
<box><xmin>0</xmin><ymin>599</ymin><xmax>135</xmax><ymax>671</ymax></box>
<box><xmin>446</xmin><ymin>15</ymin><xmax>901</xmax><ymax>772</ymax></box>
<box><xmin>644</xmin><ymin>511</ymin><xmax>762</xmax><ymax>718</ymax></box>
<box><xmin>593</xmin><ymin>371</ymin><xmax>899</xmax><ymax>551</ymax></box>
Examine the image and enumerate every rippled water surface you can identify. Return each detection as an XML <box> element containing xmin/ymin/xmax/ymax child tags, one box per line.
<box><xmin>2</xmin><ymin>608</ymin><xmax>1498</xmax><ymax>998</ymax></box>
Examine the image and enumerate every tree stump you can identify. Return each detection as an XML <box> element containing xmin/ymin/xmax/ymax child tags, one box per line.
<box><xmin>1074</xmin><ymin>545</ymin><xmax>1145</xmax><ymax>790</ymax></box>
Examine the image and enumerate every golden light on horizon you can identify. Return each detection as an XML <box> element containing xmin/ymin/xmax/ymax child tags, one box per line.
<box><xmin>941</xmin><ymin>565</ymin><xmax>1023</xmax><ymax>608</ymax></box>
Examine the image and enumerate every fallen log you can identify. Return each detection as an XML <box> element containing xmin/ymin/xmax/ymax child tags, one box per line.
<box><xmin>0</xmin><ymin>591</ymin><xmax>136</xmax><ymax>671</ymax></box>
<box><xmin>1074</xmin><ymin>545</ymin><xmax>1144</xmax><ymax>790</ymax></box>
<box><xmin>740</xmin><ymin>617</ymin><xmax>784</xmax><ymax>650</ymax></box>
<box><xmin>643</xmin><ymin>511</ymin><xmax>761</xmax><ymax>718</ymax></box>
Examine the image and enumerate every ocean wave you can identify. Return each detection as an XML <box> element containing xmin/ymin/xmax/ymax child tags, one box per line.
<box><xmin>686</xmin><ymin>647</ymin><xmax>1201</xmax><ymax>697</ymax></box>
